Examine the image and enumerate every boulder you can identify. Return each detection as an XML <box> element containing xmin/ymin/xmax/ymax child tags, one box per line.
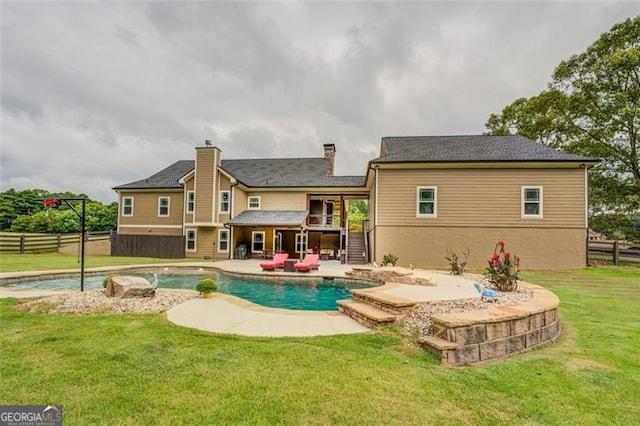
<box><xmin>105</xmin><ymin>276</ymin><xmax>155</xmax><ymax>298</ymax></box>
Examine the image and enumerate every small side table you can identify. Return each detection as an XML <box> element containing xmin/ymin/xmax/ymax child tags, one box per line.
<box><xmin>283</xmin><ymin>259</ymin><xmax>297</xmax><ymax>273</ymax></box>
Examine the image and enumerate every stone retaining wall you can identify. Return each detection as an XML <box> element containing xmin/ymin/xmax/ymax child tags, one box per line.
<box><xmin>420</xmin><ymin>283</ymin><xmax>561</xmax><ymax>365</ymax></box>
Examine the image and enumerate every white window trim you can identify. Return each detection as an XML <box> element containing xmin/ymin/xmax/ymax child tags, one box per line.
<box><xmin>218</xmin><ymin>229</ymin><xmax>229</xmax><ymax>253</ymax></box>
<box><xmin>416</xmin><ymin>186</ymin><xmax>437</xmax><ymax>218</ymax></box>
<box><xmin>220</xmin><ymin>191</ymin><xmax>230</xmax><ymax>214</ymax></box>
<box><xmin>251</xmin><ymin>231</ymin><xmax>265</xmax><ymax>253</ymax></box>
<box><xmin>122</xmin><ymin>197</ymin><xmax>134</xmax><ymax>217</ymax></box>
<box><xmin>186</xmin><ymin>229</ymin><xmax>196</xmax><ymax>252</ymax></box>
<box><xmin>522</xmin><ymin>186</ymin><xmax>543</xmax><ymax>219</ymax></box>
<box><xmin>295</xmin><ymin>233</ymin><xmax>307</xmax><ymax>254</ymax></box>
<box><xmin>186</xmin><ymin>191</ymin><xmax>195</xmax><ymax>214</ymax></box>
<box><xmin>158</xmin><ymin>197</ymin><xmax>170</xmax><ymax>217</ymax></box>
<box><xmin>248</xmin><ymin>196</ymin><xmax>261</xmax><ymax>210</ymax></box>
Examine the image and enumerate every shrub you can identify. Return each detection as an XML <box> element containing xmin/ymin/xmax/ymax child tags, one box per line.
<box><xmin>382</xmin><ymin>253</ymin><xmax>398</xmax><ymax>266</ymax></box>
<box><xmin>103</xmin><ymin>274</ymin><xmax>119</xmax><ymax>288</ymax></box>
<box><xmin>484</xmin><ymin>240</ymin><xmax>520</xmax><ymax>292</ymax></box>
<box><xmin>445</xmin><ymin>249</ymin><xmax>469</xmax><ymax>275</ymax></box>
<box><xmin>196</xmin><ymin>278</ymin><xmax>218</xmax><ymax>294</ymax></box>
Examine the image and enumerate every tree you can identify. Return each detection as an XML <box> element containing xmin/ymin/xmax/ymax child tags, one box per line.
<box><xmin>486</xmin><ymin>17</ymin><xmax>640</xmax><ymax>227</ymax></box>
<box><xmin>3</xmin><ymin>188</ymin><xmax>117</xmax><ymax>234</ymax></box>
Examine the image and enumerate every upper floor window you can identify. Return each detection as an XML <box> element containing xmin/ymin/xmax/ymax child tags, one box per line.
<box><xmin>158</xmin><ymin>197</ymin><xmax>170</xmax><ymax>217</ymax></box>
<box><xmin>220</xmin><ymin>191</ymin><xmax>230</xmax><ymax>213</ymax></box>
<box><xmin>122</xmin><ymin>197</ymin><xmax>133</xmax><ymax>217</ymax></box>
<box><xmin>248</xmin><ymin>196</ymin><xmax>261</xmax><ymax>210</ymax></box>
<box><xmin>522</xmin><ymin>186</ymin><xmax>543</xmax><ymax>218</ymax></box>
<box><xmin>186</xmin><ymin>191</ymin><xmax>195</xmax><ymax>213</ymax></box>
<box><xmin>417</xmin><ymin>187</ymin><xmax>437</xmax><ymax>218</ymax></box>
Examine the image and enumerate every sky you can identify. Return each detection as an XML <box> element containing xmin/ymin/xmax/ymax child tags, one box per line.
<box><xmin>1</xmin><ymin>1</ymin><xmax>638</xmax><ymax>203</ymax></box>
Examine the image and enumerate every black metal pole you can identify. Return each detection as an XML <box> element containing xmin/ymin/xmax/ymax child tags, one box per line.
<box><xmin>80</xmin><ymin>198</ymin><xmax>86</xmax><ymax>292</ymax></box>
<box><xmin>57</xmin><ymin>198</ymin><xmax>87</xmax><ymax>292</ymax></box>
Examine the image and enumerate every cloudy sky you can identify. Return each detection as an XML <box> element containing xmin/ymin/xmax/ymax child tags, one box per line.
<box><xmin>1</xmin><ymin>1</ymin><xmax>637</xmax><ymax>203</ymax></box>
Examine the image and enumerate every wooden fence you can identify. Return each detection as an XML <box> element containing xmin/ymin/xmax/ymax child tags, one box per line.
<box><xmin>110</xmin><ymin>234</ymin><xmax>185</xmax><ymax>259</ymax></box>
<box><xmin>588</xmin><ymin>240</ymin><xmax>640</xmax><ymax>266</ymax></box>
<box><xmin>0</xmin><ymin>232</ymin><xmax>112</xmax><ymax>254</ymax></box>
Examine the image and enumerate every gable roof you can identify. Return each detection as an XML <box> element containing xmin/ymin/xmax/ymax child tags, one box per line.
<box><xmin>112</xmin><ymin>160</ymin><xmax>195</xmax><ymax>190</ymax></box>
<box><xmin>113</xmin><ymin>157</ymin><xmax>365</xmax><ymax>191</ymax></box>
<box><xmin>220</xmin><ymin>158</ymin><xmax>365</xmax><ymax>187</ymax></box>
<box><xmin>371</xmin><ymin>135</ymin><xmax>600</xmax><ymax>164</ymax></box>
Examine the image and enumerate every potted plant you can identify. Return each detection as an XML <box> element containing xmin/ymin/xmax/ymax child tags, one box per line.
<box><xmin>196</xmin><ymin>278</ymin><xmax>218</xmax><ymax>298</ymax></box>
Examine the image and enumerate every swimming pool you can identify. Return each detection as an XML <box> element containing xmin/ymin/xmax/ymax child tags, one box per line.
<box><xmin>6</xmin><ymin>272</ymin><xmax>378</xmax><ymax>311</ymax></box>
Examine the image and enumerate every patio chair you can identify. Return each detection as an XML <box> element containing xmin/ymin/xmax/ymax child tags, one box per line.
<box><xmin>260</xmin><ymin>253</ymin><xmax>289</xmax><ymax>271</ymax></box>
<box><xmin>293</xmin><ymin>254</ymin><xmax>320</xmax><ymax>272</ymax></box>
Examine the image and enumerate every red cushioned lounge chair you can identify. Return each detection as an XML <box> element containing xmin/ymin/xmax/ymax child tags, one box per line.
<box><xmin>293</xmin><ymin>254</ymin><xmax>320</xmax><ymax>272</ymax></box>
<box><xmin>260</xmin><ymin>253</ymin><xmax>289</xmax><ymax>271</ymax></box>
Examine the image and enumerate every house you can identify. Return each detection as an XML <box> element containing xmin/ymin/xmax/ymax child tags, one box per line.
<box><xmin>113</xmin><ymin>135</ymin><xmax>598</xmax><ymax>269</ymax></box>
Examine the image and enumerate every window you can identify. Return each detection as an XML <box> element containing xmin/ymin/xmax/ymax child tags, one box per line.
<box><xmin>252</xmin><ymin>231</ymin><xmax>265</xmax><ymax>253</ymax></box>
<box><xmin>248</xmin><ymin>196</ymin><xmax>261</xmax><ymax>210</ymax></box>
<box><xmin>186</xmin><ymin>191</ymin><xmax>195</xmax><ymax>213</ymax></box>
<box><xmin>218</xmin><ymin>229</ymin><xmax>229</xmax><ymax>252</ymax></box>
<box><xmin>522</xmin><ymin>186</ymin><xmax>543</xmax><ymax>218</ymax></box>
<box><xmin>122</xmin><ymin>197</ymin><xmax>133</xmax><ymax>217</ymax></box>
<box><xmin>295</xmin><ymin>233</ymin><xmax>307</xmax><ymax>254</ymax></box>
<box><xmin>158</xmin><ymin>197</ymin><xmax>170</xmax><ymax>217</ymax></box>
<box><xmin>417</xmin><ymin>187</ymin><xmax>437</xmax><ymax>217</ymax></box>
<box><xmin>220</xmin><ymin>191</ymin><xmax>230</xmax><ymax>213</ymax></box>
<box><xmin>186</xmin><ymin>229</ymin><xmax>196</xmax><ymax>252</ymax></box>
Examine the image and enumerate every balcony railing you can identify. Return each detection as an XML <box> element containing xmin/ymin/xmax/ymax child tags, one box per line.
<box><xmin>307</xmin><ymin>214</ymin><xmax>342</xmax><ymax>228</ymax></box>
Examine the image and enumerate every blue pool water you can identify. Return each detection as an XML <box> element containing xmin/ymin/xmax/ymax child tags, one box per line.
<box><xmin>8</xmin><ymin>272</ymin><xmax>376</xmax><ymax>311</ymax></box>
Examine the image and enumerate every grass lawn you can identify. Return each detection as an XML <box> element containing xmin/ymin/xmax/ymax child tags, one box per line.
<box><xmin>1</xmin><ymin>267</ymin><xmax>639</xmax><ymax>424</ymax></box>
<box><xmin>0</xmin><ymin>253</ymin><xmax>194</xmax><ymax>273</ymax></box>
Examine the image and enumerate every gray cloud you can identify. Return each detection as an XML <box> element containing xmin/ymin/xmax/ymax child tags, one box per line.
<box><xmin>1</xmin><ymin>1</ymin><xmax>637</xmax><ymax>202</ymax></box>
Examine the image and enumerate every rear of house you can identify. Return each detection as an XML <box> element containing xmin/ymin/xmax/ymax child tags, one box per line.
<box><xmin>365</xmin><ymin>135</ymin><xmax>598</xmax><ymax>269</ymax></box>
<box><xmin>113</xmin><ymin>135</ymin><xmax>597</xmax><ymax>269</ymax></box>
<box><xmin>113</xmin><ymin>144</ymin><xmax>369</xmax><ymax>262</ymax></box>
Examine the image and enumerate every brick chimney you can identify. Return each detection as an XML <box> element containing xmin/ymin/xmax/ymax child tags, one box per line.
<box><xmin>324</xmin><ymin>143</ymin><xmax>336</xmax><ymax>176</ymax></box>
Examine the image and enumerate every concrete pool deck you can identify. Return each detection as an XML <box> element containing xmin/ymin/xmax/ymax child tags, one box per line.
<box><xmin>0</xmin><ymin>259</ymin><xmax>482</xmax><ymax>337</ymax></box>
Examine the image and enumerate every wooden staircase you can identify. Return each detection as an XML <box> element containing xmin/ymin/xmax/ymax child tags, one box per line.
<box><xmin>337</xmin><ymin>286</ymin><xmax>417</xmax><ymax>328</ymax></box>
<box><xmin>347</xmin><ymin>231</ymin><xmax>366</xmax><ymax>265</ymax></box>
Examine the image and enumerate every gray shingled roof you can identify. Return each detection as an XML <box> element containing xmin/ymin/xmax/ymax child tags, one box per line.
<box><xmin>227</xmin><ymin>210</ymin><xmax>308</xmax><ymax>226</ymax></box>
<box><xmin>113</xmin><ymin>156</ymin><xmax>366</xmax><ymax>191</ymax></box>
<box><xmin>220</xmin><ymin>158</ymin><xmax>366</xmax><ymax>187</ymax></box>
<box><xmin>113</xmin><ymin>160</ymin><xmax>195</xmax><ymax>190</ymax></box>
<box><xmin>371</xmin><ymin>135</ymin><xmax>600</xmax><ymax>163</ymax></box>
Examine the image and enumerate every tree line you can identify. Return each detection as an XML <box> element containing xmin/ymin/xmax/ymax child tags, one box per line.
<box><xmin>486</xmin><ymin>16</ymin><xmax>640</xmax><ymax>242</ymax></box>
<box><xmin>0</xmin><ymin>188</ymin><xmax>117</xmax><ymax>234</ymax></box>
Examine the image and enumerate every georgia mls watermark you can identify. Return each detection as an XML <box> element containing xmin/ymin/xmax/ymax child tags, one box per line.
<box><xmin>0</xmin><ymin>405</ymin><xmax>62</xmax><ymax>426</ymax></box>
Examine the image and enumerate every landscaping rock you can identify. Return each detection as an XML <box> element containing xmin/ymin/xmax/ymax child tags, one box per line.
<box><xmin>105</xmin><ymin>276</ymin><xmax>155</xmax><ymax>298</ymax></box>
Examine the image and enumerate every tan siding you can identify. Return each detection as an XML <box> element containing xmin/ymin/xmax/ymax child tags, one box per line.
<box><xmin>184</xmin><ymin>177</ymin><xmax>195</xmax><ymax>224</ymax></box>
<box><xmin>377</xmin><ymin>168</ymin><xmax>586</xmax><ymax>228</ymax></box>
<box><xmin>119</xmin><ymin>191</ymin><xmax>183</xmax><ymax>228</ymax></box>
<box><xmin>218</xmin><ymin>174</ymin><xmax>231</xmax><ymax>223</ymax></box>
<box><xmin>248</xmin><ymin>192</ymin><xmax>307</xmax><ymax>210</ymax></box>
<box><xmin>234</xmin><ymin>188</ymin><xmax>247</xmax><ymax>217</ymax></box>
<box><xmin>119</xmin><ymin>226</ymin><xmax>183</xmax><ymax>236</ymax></box>
<box><xmin>195</xmin><ymin>148</ymin><xmax>216</xmax><ymax>222</ymax></box>
<box><xmin>373</xmin><ymin>226</ymin><xmax>587</xmax><ymax>269</ymax></box>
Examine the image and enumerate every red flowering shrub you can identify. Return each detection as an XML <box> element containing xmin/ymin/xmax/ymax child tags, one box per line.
<box><xmin>484</xmin><ymin>240</ymin><xmax>520</xmax><ymax>291</ymax></box>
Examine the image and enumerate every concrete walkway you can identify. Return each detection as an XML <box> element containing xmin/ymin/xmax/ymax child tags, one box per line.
<box><xmin>167</xmin><ymin>293</ymin><xmax>371</xmax><ymax>337</ymax></box>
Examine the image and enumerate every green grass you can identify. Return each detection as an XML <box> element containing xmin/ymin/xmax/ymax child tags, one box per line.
<box><xmin>1</xmin><ymin>267</ymin><xmax>639</xmax><ymax>424</ymax></box>
<box><xmin>0</xmin><ymin>253</ymin><xmax>194</xmax><ymax>273</ymax></box>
